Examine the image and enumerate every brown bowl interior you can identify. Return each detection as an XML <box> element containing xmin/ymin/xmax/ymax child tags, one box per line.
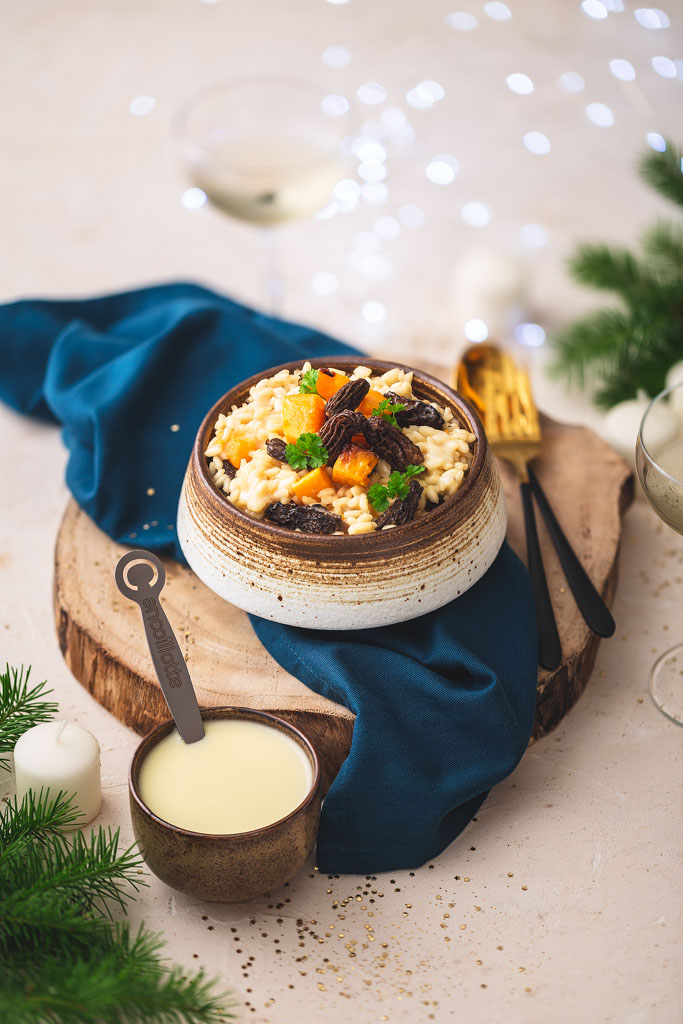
<box><xmin>193</xmin><ymin>357</ymin><xmax>486</xmax><ymax>548</ymax></box>
<box><xmin>129</xmin><ymin>705</ymin><xmax>321</xmax><ymax>840</ymax></box>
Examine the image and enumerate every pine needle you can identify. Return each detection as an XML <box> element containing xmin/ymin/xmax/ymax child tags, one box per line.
<box><xmin>0</xmin><ymin>924</ymin><xmax>234</xmax><ymax>1024</ymax></box>
<box><xmin>550</xmin><ymin>138</ymin><xmax>683</xmax><ymax>406</ymax></box>
<box><xmin>0</xmin><ymin>788</ymin><xmax>81</xmax><ymax>863</ymax></box>
<box><xmin>0</xmin><ymin>664</ymin><xmax>58</xmax><ymax>770</ymax></box>
<box><xmin>640</xmin><ymin>142</ymin><xmax>683</xmax><ymax>208</ymax></box>
<box><xmin>0</xmin><ymin>792</ymin><xmax>235</xmax><ymax>1022</ymax></box>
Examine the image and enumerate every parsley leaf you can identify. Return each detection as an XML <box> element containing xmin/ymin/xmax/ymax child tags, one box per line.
<box><xmin>285</xmin><ymin>432</ymin><xmax>329</xmax><ymax>471</ymax></box>
<box><xmin>371</xmin><ymin>397</ymin><xmax>407</xmax><ymax>427</ymax></box>
<box><xmin>366</xmin><ymin>483</ymin><xmax>391</xmax><ymax>512</ymax></box>
<box><xmin>368</xmin><ymin>464</ymin><xmax>425</xmax><ymax>511</ymax></box>
<box><xmin>298</xmin><ymin>368</ymin><xmax>320</xmax><ymax>395</ymax></box>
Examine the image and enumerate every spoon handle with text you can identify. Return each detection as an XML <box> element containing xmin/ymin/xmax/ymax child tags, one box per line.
<box><xmin>115</xmin><ymin>550</ymin><xmax>205</xmax><ymax>744</ymax></box>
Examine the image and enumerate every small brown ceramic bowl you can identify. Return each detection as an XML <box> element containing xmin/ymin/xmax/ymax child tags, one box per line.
<box><xmin>178</xmin><ymin>357</ymin><xmax>507</xmax><ymax>629</ymax></box>
<box><xmin>129</xmin><ymin>706</ymin><xmax>321</xmax><ymax>902</ymax></box>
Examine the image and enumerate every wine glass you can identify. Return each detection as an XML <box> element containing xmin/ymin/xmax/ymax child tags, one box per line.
<box><xmin>174</xmin><ymin>77</ymin><xmax>355</xmax><ymax>311</ymax></box>
<box><xmin>635</xmin><ymin>381</ymin><xmax>683</xmax><ymax>725</ymax></box>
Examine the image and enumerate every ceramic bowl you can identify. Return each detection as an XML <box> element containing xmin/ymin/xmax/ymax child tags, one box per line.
<box><xmin>178</xmin><ymin>358</ymin><xmax>507</xmax><ymax>629</ymax></box>
<box><xmin>129</xmin><ymin>706</ymin><xmax>321</xmax><ymax>902</ymax></box>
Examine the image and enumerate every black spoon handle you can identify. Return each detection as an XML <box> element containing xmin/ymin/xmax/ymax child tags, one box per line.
<box><xmin>520</xmin><ymin>481</ymin><xmax>563</xmax><ymax>670</ymax></box>
<box><xmin>528</xmin><ymin>468</ymin><xmax>616</xmax><ymax>638</ymax></box>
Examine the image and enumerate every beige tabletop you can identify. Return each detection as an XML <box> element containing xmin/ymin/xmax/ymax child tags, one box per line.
<box><xmin>1</xmin><ymin>2</ymin><xmax>682</xmax><ymax>1022</ymax></box>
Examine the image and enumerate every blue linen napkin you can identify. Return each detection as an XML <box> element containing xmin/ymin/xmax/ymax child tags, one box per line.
<box><xmin>0</xmin><ymin>282</ymin><xmax>537</xmax><ymax>873</ymax></box>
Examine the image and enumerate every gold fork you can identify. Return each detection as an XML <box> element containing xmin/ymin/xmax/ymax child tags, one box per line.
<box><xmin>455</xmin><ymin>344</ymin><xmax>615</xmax><ymax>670</ymax></box>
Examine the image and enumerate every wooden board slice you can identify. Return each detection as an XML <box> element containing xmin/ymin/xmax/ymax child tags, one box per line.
<box><xmin>54</xmin><ymin>412</ymin><xmax>633</xmax><ymax>791</ymax></box>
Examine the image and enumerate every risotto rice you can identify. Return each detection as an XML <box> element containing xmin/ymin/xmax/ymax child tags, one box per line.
<box><xmin>205</xmin><ymin>363</ymin><xmax>475</xmax><ymax>535</ymax></box>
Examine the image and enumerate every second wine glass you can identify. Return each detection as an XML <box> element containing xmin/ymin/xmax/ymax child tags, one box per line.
<box><xmin>175</xmin><ymin>77</ymin><xmax>355</xmax><ymax>311</ymax></box>
<box><xmin>635</xmin><ymin>381</ymin><xmax>683</xmax><ymax>725</ymax></box>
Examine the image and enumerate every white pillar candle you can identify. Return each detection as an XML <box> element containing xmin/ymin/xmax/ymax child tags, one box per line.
<box><xmin>14</xmin><ymin>721</ymin><xmax>102</xmax><ymax>824</ymax></box>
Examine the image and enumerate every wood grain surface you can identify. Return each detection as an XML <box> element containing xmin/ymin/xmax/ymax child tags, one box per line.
<box><xmin>54</xmin><ymin>410</ymin><xmax>633</xmax><ymax>791</ymax></box>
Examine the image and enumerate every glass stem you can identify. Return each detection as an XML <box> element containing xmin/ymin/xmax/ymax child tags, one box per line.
<box><xmin>260</xmin><ymin>227</ymin><xmax>283</xmax><ymax>316</ymax></box>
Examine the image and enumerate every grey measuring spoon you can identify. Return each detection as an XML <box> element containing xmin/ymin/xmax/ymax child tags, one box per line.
<box><xmin>115</xmin><ymin>550</ymin><xmax>205</xmax><ymax>744</ymax></box>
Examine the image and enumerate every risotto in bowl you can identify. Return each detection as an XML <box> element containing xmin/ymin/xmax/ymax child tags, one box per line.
<box><xmin>178</xmin><ymin>358</ymin><xmax>506</xmax><ymax>629</ymax></box>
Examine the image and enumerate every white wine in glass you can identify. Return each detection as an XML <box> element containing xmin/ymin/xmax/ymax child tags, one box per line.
<box><xmin>636</xmin><ymin>381</ymin><xmax>683</xmax><ymax>724</ymax></box>
<box><xmin>174</xmin><ymin>77</ymin><xmax>354</xmax><ymax>308</ymax></box>
<box><xmin>190</xmin><ymin>136</ymin><xmax>346</xmax><ymax>227</ymax></box>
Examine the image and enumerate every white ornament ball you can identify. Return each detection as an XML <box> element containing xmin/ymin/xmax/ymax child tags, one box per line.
<box><xmin>452</xmin><ymin>248</ymin><xmax>527</xmax><ymax>340</ymax></box>
<box><xmin>665</xmin><ymin>360</ymin><xmax>683</xmax><ymax>428</ymax></box>
<box><xmin>603</xmin><ymin>389</ymin><xmax>678</xmax><ymax>470</ymax></box>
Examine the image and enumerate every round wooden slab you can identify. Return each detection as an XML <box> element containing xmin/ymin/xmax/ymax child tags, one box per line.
<box><xmin>54</xmin><ymin>412</ymin><xmax>633</xmax><ymax>791</ymax></box>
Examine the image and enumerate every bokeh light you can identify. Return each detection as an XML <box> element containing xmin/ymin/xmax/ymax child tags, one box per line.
<box><xmin>362</xmin><ymin>300</ymin><xmax>387</xmax><ymax>323</ymax></box>
<box><xmin>129</xmin><ymin>95</ymin><xmax>156</xmax><ymax>116</ymax></box>
<box><xmin>358</xmin><ymin>162</ymin><xmax>387</xmax><ymax>183</ymax></box>
<box><xmin>362</xmin><ymin>182</ymin><xmax>389</xmax><ymax>204</ymax></box>
<box><xmin>181</xmin><ymin>188</ymin><xmax>207</xmax><ymax>210</ymax></box>
<box><xmin>357</xmin><ymin>83</ymin><xmax>387</xmax><ymax>105</ymax></box>
<box><xmin>446</xmin><ymin>11</ymin><xmax>479</xmax><ymax>30</ymax></box>
<box><xmin>581</xmin><ymin>1</ymin><xmax>608</xmax><ymax>20</ymax></box>
<box><xmin>506</xmin><ymin>73</ymin><xmax>534</xmax><ymax>95</ymax></box>
<box><xmin>426</xmin><ymin>154</ymin><xmax>459</xmax><ymax>184</ymax></box>
<box><xmin>406</xmin><ymin>80</ymin><xmax>445</xmax><ymax>109</ymax></box>
<box><xmin>484</xmin><ymin>2</ymin><xmax>512</xmax><ymax>20</ymax></box>
<box><xmin>398</xmin><ymin>204</ymin><xmax>425</xmax><ymax>228</ymax></box>
<box><xmin>321</xmin><ymin>94</ymin><xmax>350</xmax><ymax>116</ymax></box>
<box><xmin>586</xmin><ymin>102</ymin><xmax>615</xmax><ymax>126</ymax></box>
<box><xmin>609</xmin><ymin>59</ymin><xmax>636</xmax><ymax>81</ymax></box>
<box><xmin>634</xmin><ymin>8</ymin><xmax>670</xmax><ymax>29</ymax></box>
<box><xmin>334</xmin><ymin>179</ymin><xmax>361</xmax><ymax>203</ymax></box>
<box><xmin>652</xmin><ymin>56</ymin><xmax>677</xmax><ymax>78</ymax></box>
<box><xmin>357</xmin><ymin>141</ymin><xmax>387</xmax><ymax>163</ymax></box>
<box><xmin>558</xmin><ymin>72</ymin><xmax>585</xmax><ymax>92</ymax></box>
<box><xmin>515</xmin><ymin>322</ymin><xmax>546</xmax><ymax>347</ymax></box>
<box><xmin>520</xmin><ymin>223</ymin><xmax>549</xmax><ymax>247</ymax></box>
<box><xmin>311</xmin><ymin>272</ymin><xmax>338</xmax><ymax>295</ymax></box>
<box><xmin>461</xmin><ymin>201</ymin><xmax>493</xmax><ymax>226</ymax></box>
<box><xmin>374</xmin><ymin>215</ymin><xmax>400</xmax><ymax>240</ymax></box>
<box><xmin>646</xmin><ymin>132</ymin><xmax>667</xmax><ymax>151</ymax></box>
<box><xmin>464</xmin><ymin>319</ymin><xmax>489</xmax><ymax>342</ymax></box>
<box><xmin>523</xmin><ymin>131</ymin><xmax>551</xmax><ymax>154</ymax></box>
<box><xmin>322</xmin><ymin>46</ymin><xmax>351</xmax><ymax>69</ymax></box>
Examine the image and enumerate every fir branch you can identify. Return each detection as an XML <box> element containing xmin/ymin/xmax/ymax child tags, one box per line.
<box><xmin>548</xmin><ymin>308</ymin><xmax>632</xmax><ymax>391</ymax></box>
<box><xmin>0</xmin><ymin>664</ymin><xmax>58</xmax><ymax>769</ymax></box>
<box><xmin>0</xmin><ymin>789</ymin><xmax>81</xmax><ymax>866</ymax></box>
<box><xmin>0</xmin><ymin>793</ymin><xmax>235</xmax><ymax>1022</ymax></box>
<box><xmin>639</xmin><ymin>141</ymin><xmax>683</xmax><ymax>208</ymax></box>
<box><xmin>0</xmin><ymin>826</ymin><xmax>145</xmax><ymax>940</ymax></box>
<box><xmin>0</xmin><ymin>924</ymin><xmax>234</xmax><ymax>1024</ymax></box>
<box><xmin>550</xmin><ymin>139</ymin><xmax>683</xmax><ymax>407</ymax></box>
<box><xmin>567</xmin><ymin>244</ymin><xmax>655</xmax><ymax>304</ymax></box>
<box><xmin>641</xmin><ymin>220</ymin><xmax>683</xmax><ymax>280</ymax></box>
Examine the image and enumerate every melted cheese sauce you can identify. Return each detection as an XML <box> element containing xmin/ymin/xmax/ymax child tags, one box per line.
<box><xmin>138</xmin><ymin>719</ymin><xmax>313</xmax><ymax>834</ymax></box>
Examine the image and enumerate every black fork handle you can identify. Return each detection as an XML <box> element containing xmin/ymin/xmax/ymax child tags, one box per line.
<box><xmin>528</xmin><ymin>468</ymin><xmax>616</xmax><ymax>638</ymax></box>
<box><xmin>521</xmin><ymin>481</ymin><xmax>562</xmax><ymax>670</ymax></box>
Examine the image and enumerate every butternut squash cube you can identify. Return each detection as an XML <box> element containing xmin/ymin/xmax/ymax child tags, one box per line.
<box><xmin>292</xmin><ymin>466</ymin><xmax>334</xmax><ymax>501</ymax></box>
<box><xmin>224</xmin><ymin>434</ymin><xmax>254</xmax><ymax>469</ymax></box>
<box><xmin>332</xmin><ymin>444</ymin><xmax>379</xmax><ymax>488</ymax></box>
<box><xmin>316</xmin><ymin>368</ymin><xmax>350</xmax><ymax>401</ymax></box>
<box><xmin>282</xmin><ymin>393</ymin><xmax>326</xmax><ymax>444</ymax></box>
<box><xmin>358</xmin><ymin>388</ymin><xmax>385</xmax><ymax>417</ymax></box>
